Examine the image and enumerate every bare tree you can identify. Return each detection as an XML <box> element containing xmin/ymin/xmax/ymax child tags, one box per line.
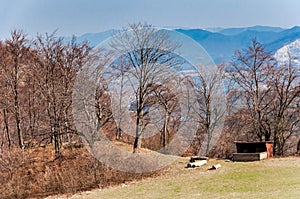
<box><xmin>34</xmin><ymin>32</ymin><xmax>91</xmax><ymax>155</ymax></box>
<box><xmin>95</xmin><ymin>75</ymin><xmax>113</xmax><ymax>128</ymax></box>
<box><xmin>72</xmin><ymin>48</ymin><xmax>112</xmax><ymax>150</ymax></box>
<box><xmin>35</xmin><ymin>33</ymin><xmax>65</xmax><ymax>155</ymax></box>
<box><xmin>109</xmin><ymin>59</ymin><xmax>129</xmax><ymax>140</ymax></box>
<box><xmin>269</xmin><ymin>56</ymin><xmax>300</xmax><ymax>155</ymax></box>
<box><xmin>3</xmin><ymin>30</ymin><xmax>31</xmax><ymax>149</ymax></box>
<box><xmin>227</xmin><ymin>39</ymin><xmax>276</xmax><ymax>141</ymax></box>
<box><xmin>0</xmin><ymin>41</ymin><xmax>12</xmax><ymax>149</ymax></box>
<box><xmin>150</xmin><ymin>84</ymin><xmax>179</xmax><ymax>148</ymax></box>
<box><xmin>227</xmin><ymin>40</ymin><xmax>300</xmax><ymax>155</ymax></box>
<box><xmin>61</xmin><ymin>36</ymin><xmax>91</xmax><ymax>143</ymax></box>
<box><xmin>189</xmin><ymin>64</ymin><xmax>226</xmax><ymax>156</ymax></box>
<box><xmin>109</xmin><ymin>23</ymin><xmax>180</xmax><ymax>153</ymax></box>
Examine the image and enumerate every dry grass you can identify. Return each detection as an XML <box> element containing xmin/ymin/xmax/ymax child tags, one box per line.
<box><xmin>0</xmin><ymin>144</ymin><xmax>163</xmax><ymax>199</ymax></box>
<box><xmin>1</xmin><ymin>142</ymin><xmax>299</xmax><ymax>199</ymax></box>
<box><xmin>56</xmin><ymin>157</ymin><xmax>300</xmax><ymax>199</ymax></box>
<box><xmin>113</xmin><ymin>141</ymin><xmax>152</xmax><ymax>153</ymax></box>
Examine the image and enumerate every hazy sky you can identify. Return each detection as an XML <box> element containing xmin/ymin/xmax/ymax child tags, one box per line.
<box><xmin>1</xmin><ymin>0</ymin><xmax>299</xmax><ymax>39</ymax></box>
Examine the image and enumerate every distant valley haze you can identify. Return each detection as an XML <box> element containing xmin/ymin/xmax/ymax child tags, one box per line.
<box><xmin>71</xmin><ymin>25</ymin><xmax>300</xmax><ymax>64</ymax></box>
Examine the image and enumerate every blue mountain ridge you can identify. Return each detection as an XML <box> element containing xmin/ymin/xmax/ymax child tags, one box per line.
<box><xmin>218</xmin><ymin>25</ymin><xmax>284</xmax><ymax>36</ymax></box>
<box><xmin>72</xmin><ymin>26</ymin><xmax>300</xmax><ymax>64</ymax></box>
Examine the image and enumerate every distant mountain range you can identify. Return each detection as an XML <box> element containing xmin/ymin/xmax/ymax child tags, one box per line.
<box><xmin>73</xmin><ymin>26</ymin><xmax>300</xmax><ymax>64</ymax></box>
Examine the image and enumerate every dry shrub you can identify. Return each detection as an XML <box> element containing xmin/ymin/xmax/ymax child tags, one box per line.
<box><xmin>0</xmin><ymin>145</ymin><xmax>162</xmax><ymax>199</ymax></box>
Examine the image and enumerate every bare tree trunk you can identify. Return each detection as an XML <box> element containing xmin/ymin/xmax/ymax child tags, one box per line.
<box><xmin>161</xmin><ymin>111</ymin><xmax>171</xmax><ymax>148</ymax></box>
<box><xmin>15</xmin><ymin>103</ymin><xmax>24</xmax><ymax>149</ymax></box>
<box><xmin>161</xmin><ymin>123</ymin><xmax>167</xmax><ymax>147</ymax></box>
<box><xmin>116</xmin><ymin>72</ymin><xmax>125</xmax><ymax>140</ymax></box>
<box><xmin>3</xmin><ymin>108</ymin><xmax>11</xmax><ymax>149</ymax></box>
<box><xmin>13</xmin><ymin>58</ymin><xmax>24</xmax><ymax>149</ymax></box>
<box><xmin>273</xmin><ymin>132</ymin><xmax>278</xmax><ymax>156</ymax></box>
<box><xmin>205</xmin><ymin>130</ymin><xmax>212</xmax><ymax>157</ymax></box>
<box><xmin>133</xmin><ymin>117</ymin><xmax>141</xmax><ymax>153</ymax></box>
<box><xmin>28</xmin><ymin>86</ymin><xmax>34</xmax><ymax>139</ymax></box>
<box><xmin>54</xmin><ymin>131</ymin><xmax>60</xmax><ymax>156</ymax></box>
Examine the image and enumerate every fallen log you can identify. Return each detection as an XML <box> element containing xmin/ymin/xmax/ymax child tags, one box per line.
<box><xmin>187</xmin><ymin>160</ymin><xmax>207</xmax><ymax>168</ymax></box>
<box><xmin>209</xmin><ymin>163</ymin><xmax>221</xmax><ymax>170</ymax></box>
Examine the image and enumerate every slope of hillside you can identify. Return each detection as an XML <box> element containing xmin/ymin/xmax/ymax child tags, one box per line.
<box><xmin>0</xmin><ymin>143</ymin><xmax>164</xmax><ymax>199</ymax></box>
<box><xmin>48</xmin><ymin>157</ymin><xmax>300</xmax><ymax>199</ymax></box>
<box><xmin>266</xmin><ymin>26</ymin><xmax>300</xmax><ymax>53</ymax></box>
<box><xmin>274</xmin><ymin>38</ymin><xmax>300</xmax><ymax>67</ymax></box>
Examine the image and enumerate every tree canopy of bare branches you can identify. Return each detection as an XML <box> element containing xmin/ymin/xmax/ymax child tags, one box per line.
<box><xmin>227</xmin><ymin>39</ymin><xmax>300</xmax><ymax>155</ymax></box>
<box><xmin>109</xmin><ymin>23</ymin><xmax>181</xmax><ymax>152</ymax></box>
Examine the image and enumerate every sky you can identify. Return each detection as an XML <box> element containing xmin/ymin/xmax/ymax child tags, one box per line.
<box><xmin>1</xmin><ymin>0</ymin><xmax>300</xmax><ymax>39</ymax></box>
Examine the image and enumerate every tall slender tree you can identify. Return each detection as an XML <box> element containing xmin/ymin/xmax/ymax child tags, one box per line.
<box><xmin>4</xmin><ymin>30</ymin><xmax>31</xmax><ymax>149</ymax></box>
<box><xmin>191</xmin><ymin>64</ymin><xmax>226</xmax><ymax>156</ymax></box>
<box><xmin>110</xmin><ymin>23</ymin><xmax>180</xmax><ymax>152</ymax></box>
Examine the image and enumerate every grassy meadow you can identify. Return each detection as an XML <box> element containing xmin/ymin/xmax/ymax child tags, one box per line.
<box><xmin>50</xmin><ymin>157</ymin><xmax>300</xmax><ymax>199</ymax></box>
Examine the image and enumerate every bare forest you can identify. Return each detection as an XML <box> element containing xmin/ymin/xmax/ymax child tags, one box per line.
<box><xmin>0</xmin><ymin>26</ymin><xmax>299</xmax><ymax>198</ymax></box>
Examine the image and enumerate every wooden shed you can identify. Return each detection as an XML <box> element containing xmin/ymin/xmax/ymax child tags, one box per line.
<box><xmin>233</xmin><ymin>141</ymin><xmax>273</xmax><ymax>161</ymax></box>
